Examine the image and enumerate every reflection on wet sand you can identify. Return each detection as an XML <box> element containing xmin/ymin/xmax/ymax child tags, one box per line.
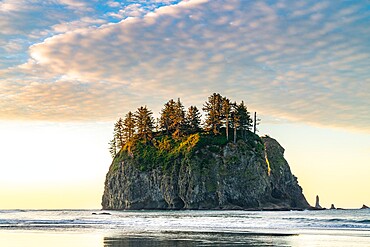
<box><xmin>104</xmin><ymin>232</ymin><xmax>295</xmax><ymax>247</ymax></box>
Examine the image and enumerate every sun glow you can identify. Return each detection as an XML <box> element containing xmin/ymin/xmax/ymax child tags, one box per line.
<box><xmin>0</xmin><ymin>121</ymin><xmax>112</xmax><ymax>209</ymax></box>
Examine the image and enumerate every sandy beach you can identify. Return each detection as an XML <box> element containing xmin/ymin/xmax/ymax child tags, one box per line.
<box><xmin>1</xmin><ymin>209</ymin><xmax>369</xmax><ymax>247</ymax></box>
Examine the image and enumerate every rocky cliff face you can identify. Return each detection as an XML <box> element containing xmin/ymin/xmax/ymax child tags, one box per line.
<box><xmin>102</xmin><ymin>134</ymin><xmax>310</xmax><ymax>210</ymax></box>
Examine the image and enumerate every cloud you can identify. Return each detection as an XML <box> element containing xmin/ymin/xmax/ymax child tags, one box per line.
<box><xmin>105</xmin><ymin>0</ymin><xmax>181</xmax><ymax>20</ymax></box>
<box><xmin>0</xmin><ymin>0</ymin><xmax>113</xmax><ymax>68</ymax></box>
<box><xmin>0</xmin><ymin>1</ymin><xmax>80</xmax><ymax>36</ymax></box>
<box><xmin>107</xmin><ymin>1</ymin><xmax>121</xmax><ymax>8</ymax></box>
<box><xmin>58</xmin><ymin>0</ymin><xmax>90</xmax><ymax>9</ymax></box>
<box><xmin>0</xmin><ymin>0</ymin><xmax>180</xmax><ymax>67</ymax></box>
<box><xmin>0</xmin><ymin>78</ymin><xmax>148</xmax><ymax>121</ymax></box>
<box><xmin>1</xmin><ymin>0</ymin><xmax>370</xmax><ymax>132</ymax></box>
<box><xmin>107</xmin><ymin>4</ymin><xmax>146</xmax><ymax>19</ymax></box>
<box><xmin>0</xmin><ymin>0</ymin><xmax>37</xmax><ymax>12</ymax></box>
<box><xmin>51</xmin><ymin>17</ymin><xmax>106</xmax><ymax>33</ymax></box>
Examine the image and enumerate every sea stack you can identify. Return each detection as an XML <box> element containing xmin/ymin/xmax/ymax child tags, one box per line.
<box><xmin>330</xmin><ymin>204</ymin><xmax>336</xmax><ymax>210</ymax></box>
<box><xmin>102</xmin><ymin>134</ymin><xmax>310</xmax><ymax>210</ymax></box>
<box><xmin>315</xmin><ymin>195</ymin><xmax>322</xmax><ymax>209</ymax></box>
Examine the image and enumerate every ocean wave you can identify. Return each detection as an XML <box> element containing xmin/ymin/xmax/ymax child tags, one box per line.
<box><xmin>0</xmin><ymin>210</ymin><xmax>369</xmax><ymax>233</ymax></box>
<box><xmin>357</xmin><ymin>220</ymin><xmax>370</xmax><ymax>224</ymax></box>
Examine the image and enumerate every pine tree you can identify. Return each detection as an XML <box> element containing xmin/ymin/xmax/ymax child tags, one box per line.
<box><xmin>114</xmin><ymin>118</ymin><xmax>124</xmax><ymax>149</ymax></box>
<box><xmin>222</xmin><ymin>97</ymin><xmax>231</xmax><ymax>140</ymax></box>
<box><xmin>203</xmin><ymin>93</ymin><xmax>223</xmax><ymax>135</ymax></box>
<box><xmin>159</xmin><ymin>98</ymin><xmax>185</xmax><ymax>138</ymax></box>
<box><xmin>123</xmin><ymin>111</ymin><xmax>135</xmax><ymax>142</ymax></box>
<box><xmin>109</xmin><ymin>138</ymin><xmax>117</xmax><ymax>158</ymax></box>
<box><xmin>230</xmin><ymin>102</ymin><xmax>240</xmax><ymax>143</ymax></box>
<box><xmin>134</xmin><ymin>106</ymin><xmax>154</xmax><ymax>142</ymax></box>
<box><xmin>154</xmin><ymin>117</ymin><xmax>161</xmax><ymax>133</ymax></box>
<box><xmin>186</xmin><ymin>105</ymin><xmax>201</xmax><ymax>133</ymax></box>
<box><xmin>159</xmin><ymin>99</ymin><xmax>177</xmax><ymax>135</ymax></box>
<box><xmin>235</xmin><ymin>101</ymin><xmax>252</xmax><ymax>139</ymax></box>
<box><xmin>172</xmin><ymin>98</ymin><xmax>186</xmax><ymax>139</ymax></box>
<box><xmin>253</xmin><ymin>112</ymin><xmax>261</xmax><ymax>134</ymax></box>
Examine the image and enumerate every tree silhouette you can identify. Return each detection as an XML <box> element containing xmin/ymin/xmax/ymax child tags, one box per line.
<box><xmin>185</xmin><ymin>105</ymin><xmax>201</xmax><ymax>134</ymax></box>
<box><xmin>230</xmin><ymin>102</ymin><xmax>240</xmax><ymax>143</ymax></box>
<box><xmin>236</xmin><ymin>101</ymin><xmax>252</xmax><ymax>139</ymax></box>
<box><xmin>222</xmin><ymin>97</ymin><xmax>231</xmax><ymax>140</ymax></box>
<box><xmin>160</xmin><ymin>99</ymin><xmax>177</xmax><ymax>135</ymax></box>
<box><xmin>123</xmin><ymin>111</ymin><xmax>135</xmax><ymax>142</ymax></box>
<box><xmin>109</xmin><ymin>138</ymin><xmax>117</xmax><ymax>158</ymax></box>
<box><xmin>203</xmin><ymin>93</ymin><xmax>223</xmax><ymax>135</ymax></box>
<box><xmin>134</xmin><ymin>106</ymin><xmax>154</xmax><ymax>143</ymax></box>
<box><xmin>159</xmin><ymin>98</ymin><xmax>186</xmax><ymax>138</ymax></box>
<box><xmin>253</xmin><ymin>112</ymin><xmax>261</xmax><ymax>134</ymax></box>
<box><xmin>114</xmin><ymin>117</ymin><xmax>124</xmax><ymax>149</ymax></box>
<box><xmin>108</xmin><ymin>93</ymin><xmax>261</xmax><ymax>156</ymax></box>
<box><xmin>172</xmin><ymin>98</ymin><xmax>186</xmax><ymax>139</ymax></box>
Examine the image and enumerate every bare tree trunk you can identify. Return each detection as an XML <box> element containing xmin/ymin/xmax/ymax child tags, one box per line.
<box><xmin>234</xmin><ymin>125</ymin><xmax>237</xmax><ymax>143</ymax></box>
<box><xmin>226</xmin><ymin>117</ymin><xmax>229</xmax><ymax>140</ymax></box>
<box><xmin>253</xmin><ymin>112</ymin><xmax>257</xmax><ymax>134</ymax></box>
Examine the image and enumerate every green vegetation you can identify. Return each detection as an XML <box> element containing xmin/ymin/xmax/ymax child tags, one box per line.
<box><xmin>125</xmin><ymin>133</ymin><xmax>201</xmax><ymax>172</ymax></box>
<box><xmin>108</xmin><ymin>93</ymin><xmax>263</xmax><ymax>175</ymax></box>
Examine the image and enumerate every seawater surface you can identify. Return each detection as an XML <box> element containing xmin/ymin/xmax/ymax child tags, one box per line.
<box><xmin>0</xmin><ymin>209</ymin><xmax>369</xmax><ymax>246</ymax></box>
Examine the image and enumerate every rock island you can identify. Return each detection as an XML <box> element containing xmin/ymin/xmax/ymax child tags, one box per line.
<box><xmin>102</xmin><ymin>93</ymin><xmax>310</xmax><ymax>210</ymax></box>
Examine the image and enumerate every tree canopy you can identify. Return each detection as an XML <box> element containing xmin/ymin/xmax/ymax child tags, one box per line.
<box><xmin>134</xmin><ymin>106</ymin><xmax>154</xmax><ymax>143</ymax></box>
<box><xmin>202</xmin><ymin>93</ymin><xmax>223</xmax><ymax>135</ymax></box>
<box><xmin>109</xmin><ymin>93</ymin><xmax>259</xmax><ymax>157</ymax></box>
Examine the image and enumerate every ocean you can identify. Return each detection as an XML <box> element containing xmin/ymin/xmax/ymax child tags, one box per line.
<box><xmin>0</xmin><ymin>209</ymin><xmax>369</xmax><ymax>246</ymax></box>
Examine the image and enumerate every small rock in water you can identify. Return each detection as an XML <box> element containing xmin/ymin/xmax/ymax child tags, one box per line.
<box><xmin>361</xmin><ymin>204</ymin><xmax>369</xmax><ymax>209</ymax></box>
<box><xmin>100</xmin><ymin>212</ymin><xmax>111</xmax><ymax>215</ymax></box>
<box><xmin>330</xmin><ymin>204</ymin><xmax>336</xmax><ymax>210</ymax></box>
<box><xmin>92</xmin><ymin>212</ymin><xmax>111</xmax><ymax>215</ymax></box>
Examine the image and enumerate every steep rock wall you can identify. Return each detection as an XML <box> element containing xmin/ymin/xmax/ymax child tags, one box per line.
<box><xmin>102</xmin><ymin>135</ymin><xmax>309</xmax><ymax>210</ymax></box>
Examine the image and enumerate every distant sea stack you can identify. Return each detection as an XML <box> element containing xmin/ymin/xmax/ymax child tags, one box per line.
<box><xmin>101</xmin><ymin>133</ymin><xmax>310</xmax><ymax>210</ymax></box>
<box><xmin>315</xmin><ymin>195</ymin><xmax>322</xmax><ymax>209</ymax></box>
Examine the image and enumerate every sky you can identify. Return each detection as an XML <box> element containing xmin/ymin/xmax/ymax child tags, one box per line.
<box><xmin>0</xmin><ymin>0</ymin><xmax>369</xmax><ymax>209</ymax></box>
